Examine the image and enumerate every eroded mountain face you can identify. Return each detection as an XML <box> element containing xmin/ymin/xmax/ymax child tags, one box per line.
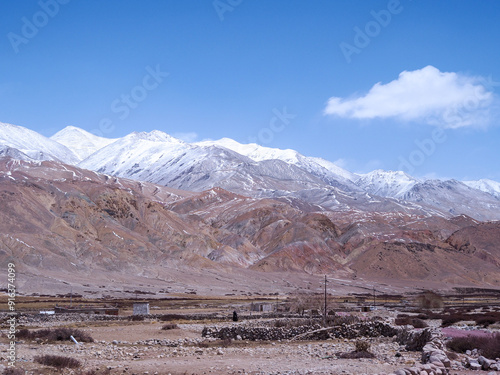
<box><xmin>1</xmin><ymin>158</ymin><xmax>499</xmax><ymax>295</ymax></box>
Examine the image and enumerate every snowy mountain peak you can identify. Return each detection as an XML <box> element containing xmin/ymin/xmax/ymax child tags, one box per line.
<box><xmin>463</xmin><ymin>179</ymin><xmax>500</xmax><ymax>199</ymax></box>
<box><xmin>196</xmin><ymin>138</ymin><xmax>300</xmax><ymax>163</ymax></box>
<box><xmin>126</xmin><ymin>130</ymin><xmax>184</xmax><ymax>144</ymax></box>
<box><xmin>356</xmin><ymin>169</ymin><xmax>420</xmax><ymax>198</ymax></box>
<box><xmin>51</xmin><ymin>126</ymin><xmax>117</xmax><ymax>161</ymax></box>
<box><xmin>195</xmin><ymin>137</ymin><xmax>357</xmax><ymax>187</ymax></box>
<box><xmin>0</xmin><ymin>122</ymin><xmax>79</xmax><ymax>164</ymax></box>
<box><xmin>363</xmin><ymin>169</ymin><xmax>418</xmax><ymax>181</ymax></box>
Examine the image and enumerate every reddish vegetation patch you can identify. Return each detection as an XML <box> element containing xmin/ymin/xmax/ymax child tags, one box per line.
<box><xmin>446</xmin><ymin>332</ymin><xmax>500</xmax><ymax>359</ymax></box>
<box><xmin>441</xmin><ymin>327</ymin><xmax>492</xmax><ymax>338</ymax></box>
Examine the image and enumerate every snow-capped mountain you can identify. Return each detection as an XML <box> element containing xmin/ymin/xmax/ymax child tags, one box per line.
<box><xmin>50</xmin><ymin>126</ymin><xmax>117</xmax><ymax>161</ymax></box>
<box><xmin>78</xmin><ymin>130</ymin><xmax>327</xmax><ymax>193</ymax></box>
<box><xmin>196</xmin><ymin>138</ymin><xmax>359</xmax><ymax>191</ymax></box>
<box><xmin>1</xmin><ymin>122</ymin><xmax>500</xmax><ymax>221</ymax></box>
<box><xmin>0</xmin><ymin>122</ymin><xmax>79</xmax><ymax>164</ymax></box>
<box><xmin>463</xmin><ymin>179</ymin><xmax>500</xmax><ymax>199</ymax></box>
<box><xmin>355</xmin><ymin>170</ymin><xmax>500</xmax><ymax>221</ymax></box>
<box><xmin>356</xmin><ymin>170</ymin><xmax>420</xmax><ymax>198</ymax></box>
<box><xmin>400</xmin><ymin>179</ymin><xmax>500</xmax><ymax>220</ymax></box>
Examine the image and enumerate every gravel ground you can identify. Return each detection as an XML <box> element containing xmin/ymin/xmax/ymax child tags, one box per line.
<box><xmin>2</xmin><ymin>316</ymin><xmax>499</xmax><ymax>375</ymax></box>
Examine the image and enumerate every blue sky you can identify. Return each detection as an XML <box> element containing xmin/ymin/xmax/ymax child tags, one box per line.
<box><xmin>1</xmin><ymin>0</ymin><xmax>499</xmax><ymax>181</ymax></box>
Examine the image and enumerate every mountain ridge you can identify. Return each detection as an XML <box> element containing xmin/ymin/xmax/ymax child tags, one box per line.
<box><xmin>1</xmin><ymin>122</ymin><xmax>499</xmax><ymax>222</ymax></box>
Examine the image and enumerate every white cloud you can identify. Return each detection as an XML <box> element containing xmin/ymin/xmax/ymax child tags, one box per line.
<box><xmin>324</xmin><ymin>66</ymin><xmax>495</xmax><ymax>128</ymax></box>
<box><xmin>172</xmin><ymin>132</ymin><xmax>198</xmax><ymax>143</ymax></box>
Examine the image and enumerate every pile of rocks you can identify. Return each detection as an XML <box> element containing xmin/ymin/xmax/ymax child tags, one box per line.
<box><xmin>388</xmin><ymin>329</ymin><xmax>451</xmax><ymax>375</ymax></box>
<box><xmin>465</xmin><ymin>355</ymin><xmax>500</xmax><ymax>371</ymax></box>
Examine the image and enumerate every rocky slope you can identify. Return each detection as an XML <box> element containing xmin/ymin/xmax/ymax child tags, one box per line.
<box><xmin>1</xmin><ymin>157</ymin><xmax>499</xmax><ymax>295</ymax></box>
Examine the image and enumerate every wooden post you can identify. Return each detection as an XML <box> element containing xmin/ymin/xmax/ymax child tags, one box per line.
<box><xmin>324</xmin><ymin>275</ymin><xmax>327</xmax><ymax>325</ymax></box>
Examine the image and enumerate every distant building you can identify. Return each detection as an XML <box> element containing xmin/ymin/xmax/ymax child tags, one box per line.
<box><xmin>250</xmin><ymin>302</ymin><xmax>274</xmax><ymax>312</ymax></box>
<box><xmin>133</xmin><ymin>302</ymin><xmax>150</xmax><ymax>315</ymax></box>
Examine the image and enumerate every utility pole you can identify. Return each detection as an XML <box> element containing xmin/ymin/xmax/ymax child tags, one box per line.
<box><xmin>324</xmin><ymin>275</ymin><xmax>327</xmax><ymax>325</ymax></box>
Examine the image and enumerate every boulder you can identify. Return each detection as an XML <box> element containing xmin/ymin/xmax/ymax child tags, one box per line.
<box><xmin>478</xmin><ymin>356</ymin><xmax>493</xmax><ymax>370</ymax></box>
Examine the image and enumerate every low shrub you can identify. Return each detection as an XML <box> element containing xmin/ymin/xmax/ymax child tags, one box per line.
<box><xmin>17</xmin><ymin>327</ymin><xmax>93</xmax><ymax>342</ymax></box>
<box><xmin>447</xmin><ymin>333</ymin><xmax>500</xmax><ymax>359</ymax></box>
<box><xmin>475</xmin><ymin>317</ymin><xmax>496</xmax><ymax>327</ymax></box>
<box><xmin>162</xmin><ymin>323</ymin><xmax>179</xmax><ymax>330</ymax></box>
<box><xmin>338</xmin><ymin>350</ymin><xmax>375</xmax><ymax>359</ymax></box>
<box><xmin>338</xmin><ymin>339</ymin><xmax>375</xmax><ymax>359</ymax></box>
<box><xmin>441</xmin><ymin>313</ymin><xmax>467</xmax><ymax>327</ymax></box>
<box><xmin>354</xmin><ymin>339</ymin><xmax>370</xmax><ymax>352</ymax></box>
<box><xmin>34</xmin><ymin>355</ymin><xmax>81</xmax><ymax>368</ymax></box>
<box><xmin>3</xmin><ymin>368</ymin><xmax>25</xmax><ymax>375</ymax></box>
<box><xmin>395</xmin><ymin>315</ymin><xmax>428</xmax><ymax>328</ymax></box>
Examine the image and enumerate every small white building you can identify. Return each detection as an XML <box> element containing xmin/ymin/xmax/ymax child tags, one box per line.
<box><xmin>133</xmin><ymin>302</ymin><xmax>150</xmax><ymax>315</ymax></box>
<box><xmin>250</xmin><ymin>302</ymin><xmax>274</xmax><ymax>312</ymax></box>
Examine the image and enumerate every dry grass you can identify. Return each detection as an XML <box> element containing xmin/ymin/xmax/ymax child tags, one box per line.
<box><xmin>158</xmin><ymin>313</ymin><xmax>185</xmax><ymax>321</ymax></box>
<box><xmin>395</xmin><ymin>314</ymin><xmax>428</xmax><ymax>328</ymax></box>
<box><xmin>34</xmin><ymin>354</ymin><xmax>81</xmax><ymax>368</ymax></box>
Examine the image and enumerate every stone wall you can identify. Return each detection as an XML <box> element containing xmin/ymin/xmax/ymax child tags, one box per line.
<box><xmin>202</xmin><ymin>321</ymin><xmax>401</xmax><ymax>341</ymax></box>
